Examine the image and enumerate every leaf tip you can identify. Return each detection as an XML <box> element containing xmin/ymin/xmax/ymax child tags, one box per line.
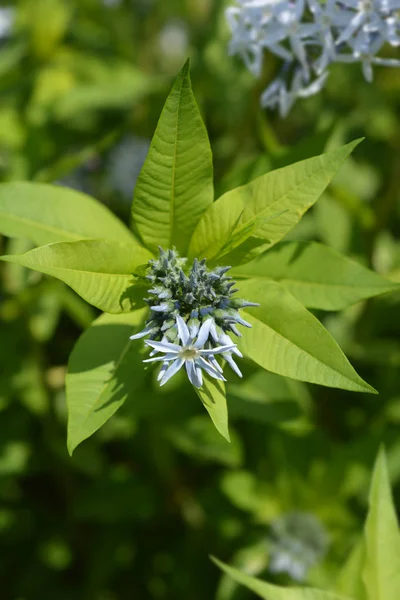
<box><xmin>67</xmin><ymin>437</ymin><xmax>77</xmax><ymax>457</ymax></box>
<box><xmin>0</xmin><ymin>254</ymin><xmax>14</xmax><ymax>263</ymax></box>
<box><xmin>180</xmin><ymin>57</ymin><xmax>191</xmax><ymax>79</ymax></box>
<box><xmin>365</xmin><ymin>383</ymin><xmax>379</xmax><ymax>395</ymax></box>
<box><xmin>222</xmin><ymin>429</ymin><xmax>231</xmax><ymax>443</ymax></box>
<box><xmin>210</xmin><ymin>555</ymin><xmax>223</xmax><ymax>569</ymax></box>
<box><xmin>375</xmin><ymin>444</ymin><xmax>388</xmax><ymax>469</ymax></box>
<box><xmin>346</xmin><ymin>137</ymin><xmax>365</xmax><ymax>154</ymax></box>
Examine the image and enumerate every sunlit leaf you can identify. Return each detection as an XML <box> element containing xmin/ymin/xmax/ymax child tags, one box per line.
<box><xmin>188</xmin><ymin>140</ymin><xmax>361</xmax><ymax>265</ymax></box>
<box><xmin>66</xmin><ymin>309</ymin><xmax>147</xmax><ymax>454</ymax></box>
<box><xmin>232</xmin><ymin>242</ymin><xmax>399</xmax><ymax>310</ymax></box>
<box><xmin>1</xmin><ymin>240</ymin><xmax>152</xmax><ymax>313</ymax></box>
<box><xmin>212</xmin><ymin>557</ymin><xmax>352</xmax><ymax>600</ymax></box>
<box><xmin>336</xmin><ymin>540</ymin><xmax>367</xmax><ymax>600</ymax></box>
<box><xmin>362</xmin><ymin>449</ymin><xmax>400</xmax><ymax>600</ymax></box>
<box><xmin>131</xmin><ymin>60</ymin><xmax>213</xmax><ymax>255</ymax></box>
<box><xmin>237</xmin><ymin>279</ymin><xmax>376</xmax><ymax>393</ymax></box>
<box><xmin>195</xmin><ymin>375</ymin><xmax>230</xmax><ymax>442</ymax></box>
<box><xmin>0</xmin><ymin>182</ymin><xmax>137</xmax><ymax>246</ymax></box>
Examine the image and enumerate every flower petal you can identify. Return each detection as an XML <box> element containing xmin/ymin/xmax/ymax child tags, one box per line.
<box><xmin>200</xmin><ymin>344</ymin><xmax>236</xmax><ymax>356</ymax></box>
<box><xmin>145</xmin><ymin>340</ymin><xmax>181</xmax><ymax>353</ymax></box>
<box><xmin>176</xmin><ymin>314</ymin><xmax>190</xmax><ymax>346</ymax></box>
<box><xmin>194</xmin><ymin>319</ymin><xmax>213</xmax><ymax>349</ymax></box>
<box><xmin>129</xmin><ymin>324</ymin><xmax>155</xmax><ymax>340</ymax></box>
<box><xmin>208</xmin><ymin>354</ymin><xmax>224</xmax><ymax>374</ymax></box>
<box><xmin>223</xmin><ymin>353</ymin><xmax>243</xmax><ymax>378</ymax></box>
<box><xmin>196</xmin><ymin>364</ymin><xmax>203</xmax><ymax>388</ymax></box>
<box><xmin>157</xmin><ymin>361</ymin><xmax>170</xmax><ymax>381</ymax></box>
<box><xmin>143</xmin><ymin>353</ymin><xmax>177</xmax><ymax>363</ymax></box>
<box><xmin>159</xmin><ymin>358</ymin><xmax>185</xmax><ymax>386</ymax></box>
<box><xmin>196</xmin><ymin>356</ymin><xmax>226</xmax><ymax>381</ymax></box>
<box><xmin>185</xmin><ymin>359</ymin><xmax>202</xmax><ymax>388</ymax></box>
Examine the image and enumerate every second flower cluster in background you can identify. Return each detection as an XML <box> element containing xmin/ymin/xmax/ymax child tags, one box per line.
<box><xmin>226</xmin><ymin>0</ymin><xmax>400</xmax><ymax>116</ymax></box>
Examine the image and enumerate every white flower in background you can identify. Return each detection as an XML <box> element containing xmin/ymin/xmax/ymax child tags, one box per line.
<box><xmin>226</xmin><ymin>0</ymin><xmax>400</xmax><ymax>115</ymax></box>
<box><xmin>335</xmin><ymin>28</ymin><xmax>400</xmax><ymax>80</ymax></box>
<box><xmin>268</xmin><ymin>512</ymin><xmax>329</xmax><ymax>581</ymax></box>
<box><xmin>307</xmin><ymin>0</ymin><xmax>350</xmax><ymax>73</ymax></box>
<box><xmin>107</xmin><ymin>136</ymin><xmax>150</xmax><ymax>201</ymax></box>
<box><xmin>0</xmin><ymin>7</ymin><xmax>14</xmax><ymax>39</ymax></box>
<box><xmin>226</xmin><ymin>6</ymin><xmax>267</xmax><ymax>75</ymax></box>
<box><xmin>261</xmin><ymin>67</ymin><xmax>329</xmax><ymax>116</ymax></box>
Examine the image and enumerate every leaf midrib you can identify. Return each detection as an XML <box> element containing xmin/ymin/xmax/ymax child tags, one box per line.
<box><xmin>231</xmin><ymin>153</ymin><xmax>343</xmax><ymax>239</ymax></box>
<box><xmin>0</xmin><ymin>211</ymin><xmax>85</xmax><ymax>241</ymax></box>
<box><xmin>234</xmin><ymin>273</ymin><xmax>395</xmax><ymax>291</ymax></box>
<box><xmin>1</xmin><ymin>256</ymin><xmax>138</xmax><ymax>278</ymax></box>
<box><xmin>68</xmin><ymin>340</ymin><xmax>131</xmax><ymax>451</ymax></box>
<box><xmin>169</xmin><ymin>74</ymin><xmax>184</xmax><ymax>247</ymax></box>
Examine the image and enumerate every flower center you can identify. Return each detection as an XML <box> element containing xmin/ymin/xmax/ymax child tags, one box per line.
<box><xmin>180</xmin><ymin>347</ymin><xmax>199</xmax><ymax>360</ymax></box>
<box><xmin>321</xmin><ymin>15</ymin><xmax>331</xmax><ymax>27</ymax></box>
<box><xmin>359</xmin><ymin>0</ymin><xmax>373</xmax><ymax>11</ymax></box>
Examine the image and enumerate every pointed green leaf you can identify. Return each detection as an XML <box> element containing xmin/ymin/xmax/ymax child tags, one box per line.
<box><xmin>212</xmin><ymin>558</ymin><xmax>352</xmax><ymax>600</ymax></box>
<box><xmin>237</xmin><ymin>279</ymin><xmax>376</xmax><ymax>393</ymax></box>
<box><xmin>188</xmin><ymin>140</ymin><xmax>361</xmax><ymax>265</ymax></box>
<box><xmin>336</xmin><ymin>540</ymin><xmax>367</xmax><ymax>600</ymax></box>
<box><xmin>131</xmin><ymin>60</ymin><xmax>213</xmax><ymax>254</ymax></box>
<box><xmin>362</xmin><ymin>449</ymin><xmax>400</xmax><ymax>600</ymax></box>
<box><xmin>232</xmin><ymin>242</ymin><xmax>399</xmax><ymax>311</ymax></box>
<box><xmin>195</xmin><ymin>375</ymin><xmax>230</xmax><ymax>442</ymax></box>
<box><xmin>1</xmin><ymin>240</ymin><xmax>152</xmax><ymax>313</ymax></box>
<box><xmin>0</xmin><ymin>182</ymin><xmax>137</xmax><ymax>245</ymax></box>
<box><xmin>66</xmin><ymin>309</ymin><xmax>147</xmax><ymax>455</ymax></box>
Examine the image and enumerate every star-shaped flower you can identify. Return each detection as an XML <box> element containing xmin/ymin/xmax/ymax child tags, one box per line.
<box><xmin>142</xmin><ymin>315</ymin><xmax>238</xmax><ymax>388</ymax></box>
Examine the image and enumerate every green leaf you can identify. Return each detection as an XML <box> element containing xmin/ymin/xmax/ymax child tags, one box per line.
<box><xmin>0</xmin><ymin>182</ymin><xmax>137</xmax><ymax>246</ymax></box>
<box><xmin>131</xmin><ymin>60</ymin><xmax>214</xmax><ymax>255</ymax></box>
<box><xmin>237</xmin><ymin>279</ymin><xmax>376</xmax><ymax>393</ymax></box>
<box><xmin>1</xmin><ymin>240</ymin><xmax>152</xmax><ymax>313</ymax></box>
<box><xmin>232</xmin><ymin>242</ymin><xmax>399</xmax><ymax>311</ymax></box>
<box><xmin>336</xmin><ymin>540</ymin><xmax>367</xmax><ymax>600</ymax></box>
<box><xmin>212</xmin><ymin>558</ymin><xmax>352</xmax><ymax>600</ymax></box>
<box><xmin>195</xmin><ymin>375</ymin><xmax>230</xmax><ymax>442</ymax></box>
<box><xmin>188</xmin><ymin>140</ymin><xmax>361</xmax><ymax>265</ymax></box>
<box><xmin>362</xmin><ymin>448</ymin><xmax>400</xmax><ymax>600</ymax></box>
<box><xmin>66</xmin><ymin>309</ymin><xmax>148</xmax><ymax>455</ymax></box>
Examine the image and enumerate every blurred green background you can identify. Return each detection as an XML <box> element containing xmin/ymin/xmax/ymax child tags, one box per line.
<box><xmin>0</xmin><ymin>0</ymin><xmax>400</xmax><ymax>599</ymax></box>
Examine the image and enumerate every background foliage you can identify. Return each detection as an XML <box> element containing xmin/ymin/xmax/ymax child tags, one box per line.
<box><xmin>0</xmin><ymin>1</ymin><xmax>400</xmax><ymax>599</ymax></box>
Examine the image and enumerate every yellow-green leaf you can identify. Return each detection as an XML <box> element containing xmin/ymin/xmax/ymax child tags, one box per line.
<box><xmin>1</xmin><ymin>240</ymin><xmax>152</xmax><ymax>313</ymax></box>
<box><xmin>0</xmin><ymin>182</ymin><xmax>137</xmax><ymax>245</ymax></box>
<box><xmin>237</xmin><ymin>279</ymin><xmax>376</xmax><ymax>393</ymax></box>
<box><xmin>131</xmin><ymin>60</ymin><xmax>213</xmax><ymax>255</ymax></box>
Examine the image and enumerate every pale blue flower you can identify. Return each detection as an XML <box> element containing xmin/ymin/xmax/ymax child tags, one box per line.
<box><xmin>226</xmin><ymin>0</ymin><xmax>400</xmax><ymax>113</ymax></box>
<box><xmin>107</xmin><ymin>136</ymin><xmax>150</xmax><ymax>201</ymax></box>
<box><xmin>268</xmin><ymin>512</ymin><xmax>329</xmax><ymax>582</ymax></box>
<box><xmin>226</xmin><ymin>6</ymin><xmax>267</xmax><ymax>75</ymax></box>
<box><xmin>335</xmin><ymin>28</ymin><xmax>400</xmax><ymax>80</ymax></box>
<box><xmin>129</xmin><ymin>248</ymin><xmax>259</xmax><ymax>384</ymax></box>
<box><xmin>0</xmin><ymin>7</ymin><xmax>13</xmax><ymax>39</ymax></box>
<box><xmin>143</xmin><ymin>316</ymin><xmax>237</xmax><ymax>388</ymax></box>
<box><xmin>261</xmin><ymin>68</ymin><xmax>329</xmax><ymax>116</ymax></box>
<box><xmin>307</xmin><ymin>0</ymin><xmax>350</xmax><ymax>73</ymax></box>
<box><xmin>335</xmin><ymin>0</ymin><xmax>390</xmax><ymax>47</ymax></box>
